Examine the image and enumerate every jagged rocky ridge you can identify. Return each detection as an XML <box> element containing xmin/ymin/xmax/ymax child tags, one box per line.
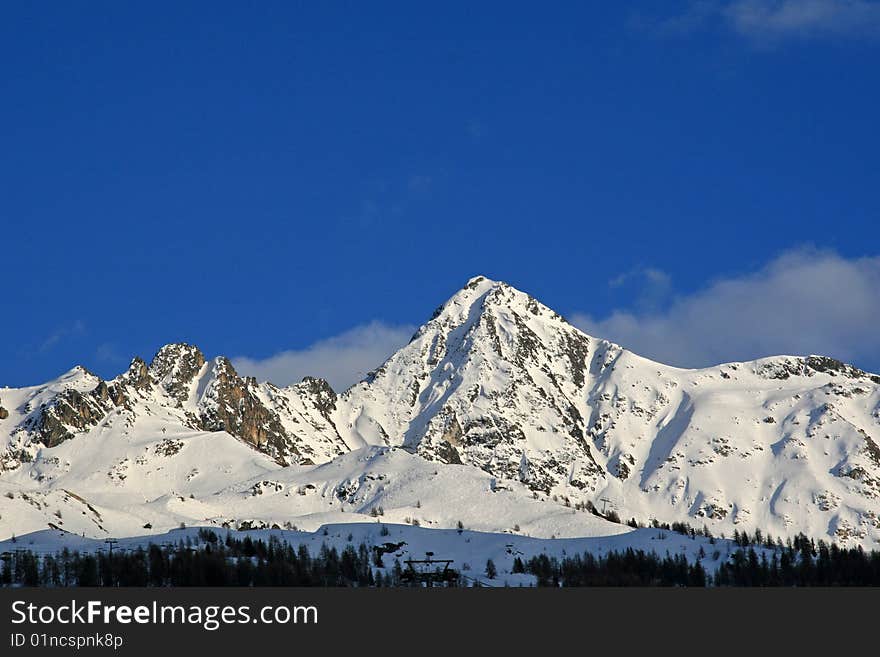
<box><xmin>1</xmin><ymin>276</ymin><xmax>880</xmax><ymax>547</ymax></box>
<box><xmin>1</xmin><ymin>344</ymin><xmax>346</xmax><ymax>470</ymax></box>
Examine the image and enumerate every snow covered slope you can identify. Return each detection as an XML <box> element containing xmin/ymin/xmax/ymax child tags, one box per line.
<box><xmin>0</xmin><ymin>443</ymin><xmax>624</xmax><ymax>542</ymax></box>
<box><xmin>2</xmin><ymin>276</ymin><xmax>880</xmax><ymax>548</ymax></box>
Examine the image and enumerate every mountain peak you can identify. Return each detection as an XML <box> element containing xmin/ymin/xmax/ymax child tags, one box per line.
<box><xmin>463</xmin><ymin>274</ymin><xmax>498</xmax><ymax>289</ymax></box>
<box><xmin>431</xmin><ymin>275</ymin><xmax>569</xmax><ymax>333</ymax></box>
<box><xmin>149</xmin><ymin>343</ymin><xmax>205</xmax><ymax>373</ymax></box>
<box><xmin>63</xmin><ymin>364</ymin><xmax>99</xmax><ymax>380</ymax></box>
<box><xmin>148</xmin><ymin>343</ymin><xmax>207</xmax><ymax>403</ymax></box>
<box><xmin>339</xmin><ymin>274</ymin><xmax>605</xmax><ymax>491</ymax></box>
<box><xmin>116</xmin><ymin>356</ymin><xmax>151</xmax><ymax>392</ymax></box>
<box><xmin>444</xmin><ymin>275</ymin><xmax>504</xmax><ymax>306</ymax></box>
<box><xmin>432</xmin><ymin>275</ymin><xmax>530</xmax><ymax>319</ymax></box>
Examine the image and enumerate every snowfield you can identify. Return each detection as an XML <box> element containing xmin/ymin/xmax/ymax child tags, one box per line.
<box><xmin>2</xmin><ymin>276</ymin><xmax>879</xmax><ymax>554</ymax></box>
<box><xmin>0</xmin><ymin>444</ymin><xmax>626</xmax><ymax>542</ymax></box>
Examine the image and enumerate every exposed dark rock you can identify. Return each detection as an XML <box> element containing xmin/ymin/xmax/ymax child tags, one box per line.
<box><xmin>464</xmin><ymin>275</ymin><xmax>486</xmax><ymax>290</ymax></box>
<box><xmin>562</xmin><ymin>331</ymin><xmax>590</xmax><ymax>389</ymax></box>
<box><xmin>760</xmin><ymin>355</ymin><xmax>877</xmax><ymax>382</ymax></box>
<box><xmin>432</xmin><ymin>409</ymin><xmax>463</xmax><ymax>464</ymax></box>
<box><xmin>614</xmin><ymin>453</ymin><xmax>635</xmax><ymax>480</ymax></box>
<box><xmin>91</xmin><ymin>381</ymin><xmax>112</xmax><ymax>404</ymax></box>
<box><xmin>434</xmin><ymin>440</ymin><xmax>462</xmax><ymax>464</ymax></box>
<box><xmin>805</xmin><ymin>355</ymin><xmax>871</xmax><ymax>379</ymax></box>
<box><xmin>31</xmin><ymin>388</ymin><xmax>112</xmax><ymax>447</ymax></box>
<box><xmin>513</xmin><ymin>315</ymin><xmax>541</xmax><ymax>365</ymax></box>
<box><xmin>149</xmin><ymin>343</ymin><xmax>206</xmax><ymax>404</ymax></box>
<box><xmin>480</xmin><ymin>310</ymin><xmax>504</xmax><ymax>357</ymax></box>
<box><xmin>863</xmin><ymin>432</ymin><xmax>880</xmax><ymax>469</ymax></box>
<box><xmin>121</xmin><ymin>357</ymin><xmax>152</xmax><ymax>391</ymax></box>
<box><xmin>198</xmin><ymin>357</ymin><xmax>296</xmax><ymax>464</ymax></box>
<box><xmin>154</xmin><ymin>438</ymin><xmax>184</xmax><ymax>456</ymax></box>
<box><xmin>299</xmin><ymin>376</ymin><xmax>337</xmax><ymax>419</ymax></box>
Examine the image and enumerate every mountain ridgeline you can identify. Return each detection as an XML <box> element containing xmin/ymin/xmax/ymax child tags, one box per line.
<box><xmin>1</xmin><ymin>276</ymin><xmax>880</xmax><ymax>547</ymax></box>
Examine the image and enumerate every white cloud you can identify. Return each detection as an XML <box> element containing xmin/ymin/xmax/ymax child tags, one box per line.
<box><xmin>571</xmin><ymin>248</ymin><xmax>880</xmax><ymax>371</ymax></box>
<box><xmin>94</xmin><ymin>343</ymin><xmax>125</xmax><ymax>365</ymax></box>
<box><xmin>640</xmin><ymin>0</ymin><xmax>880</xmax><ymax>41</ymax></box>
<box><xmin>232</xmin><ymin>321</ymin><xmax>416</xmax><ymax>392</ymax></box>
<box><xmin>38</xmin><ymin>319</ymin><xmax>86</xmax><ymax>353</ymax></box>
<box><xmin>608</xmin><ymin>266</ymin><xmax>674</xmax><ymax>313</ymax></box>
<box><xmin>633</xmin><ymin>1</ymin><xmax>723</xmax><ymax>37</ymax></box>
<box><xmin>724</xmin><ymin>0</ymin><xmax>880</xmax><ymax>40</ymax></box>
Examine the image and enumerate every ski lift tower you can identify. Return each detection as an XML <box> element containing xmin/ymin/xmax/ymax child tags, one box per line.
<box><xmin>401</xmin><ymin>551</ymin><xmax>459</xmax><ymax>587</ymax></box>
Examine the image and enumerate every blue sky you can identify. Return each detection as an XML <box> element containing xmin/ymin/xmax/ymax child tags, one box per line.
<box><xmin>1</xmin><ymin>1</ymin><xmax>878</xmax><ymax>389</ymax></box>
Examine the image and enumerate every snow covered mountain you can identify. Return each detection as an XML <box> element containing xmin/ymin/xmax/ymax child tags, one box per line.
<box><xmin>336</xmin><ymin>276</ymin><xmax>880</xmax><ymax>545</ymax></box>
<box><xmin>0</xmin><ymin>343</ymin><xmax>346</xmax><ymax>472</ymax></box>
<box><xmin>2</xmin><ymin>276</ymin><xmax>880</xmax><ymax>548</ymax></box>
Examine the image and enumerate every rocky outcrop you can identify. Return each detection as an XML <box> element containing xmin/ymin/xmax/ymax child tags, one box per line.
<box><xmin>149</xmin><ymin>343</ymin><xmax>206</xmax><ymax>404</ymax></box>
<box><xmin>197</xmin><ymin>357</ymin><xmax>294</xmax><ymax>463</ymax></box>
<box><xmin>22</xmin><ymin>356</ymin><xmax>163</xmax><ymax>448</ymax></box>
<box><xmin>120</xmin><ymin>357</ymin><xmax>152</xmax><ymax>391</ymax></box>
<box><xmin>298</xmin><ymin>376</ymin><xmax>337</xmax><ymax>420</ymax></box>
<box><xmin>757</xmin><ymin>355</ymin><xmax>880</xmax><ymax>384</ymax></box>
<box><xmin>2</xmin><ymin>344</ymin><xmax>348</xmax><ymax>466</ymax></box>
<box><xmin>805</xmin><ymin>355</ymin><xmax>880</xmax><ymax>383</ymax></box>
<box><xmin>265</xmin><ymin>377</ymin><xmax>347</xmax><ymax>465</ymax></box>
<box><xmin>30</xmin><ymin>387</ymin><xmax>114</xmax><ymax>447</ymax></box>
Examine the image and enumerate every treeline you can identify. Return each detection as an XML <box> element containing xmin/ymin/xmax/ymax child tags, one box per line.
<box><xmin>516</xmin><ymin>533</ymin><xmax>880</xmax><ymax>586</ymax></box>
<box><xmin>628</xmin><ymin>517</ymin><xmax>782</xmax><ymax>549</ymax></box>
<box><xmin>714</xmin><ymin>534</ymin><xmax>880</xmax><ymax>586</ymax></box>
<box><xmin>515</xmin><ymin>550</ymin><xmax>708</xmax><ymax>587</ymax></box>
<box><xmin>1</xmin><ymin>531</ymin><xmax>399</xmax><ymax>587</ymax></box>
<box><xmin>4</xmin><ymin>529</ymin><xmax>880</xmax><ymax>586</ymax></box>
